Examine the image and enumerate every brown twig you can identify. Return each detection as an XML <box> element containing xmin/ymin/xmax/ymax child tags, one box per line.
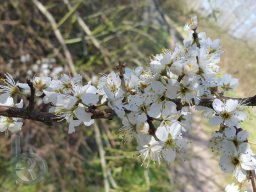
<box><xmin>250</xmin><ymin>171</ymin><xmax>256</xmax><ymax>192</ymax></box>
<box><xmin>192</xmin><ymin>29</ymin><xmax>200</xmax><ymax>48</ymax></box>
<box><xmin>117</xmin><ymin>62</ymin><xmax>127</xmax><ymax>91</ymax></box>
<box><xmin>26</xmin><ymin>80</ymin><xmax>35</xmax><ymax>112</ymax></box>
<box><xmin>0</xmin><ymin>106</ymin><xmax>115</xmax><ymax>123</ymax></box>
<box><xmin>147</xmin><ymin>116</ymin><xmax>156</xmax><ymax>136</ymax></box>
<box><xmin>0</xmin><ymin>95</ymin><xmax>256</xmax><ymax>123</ymax></box>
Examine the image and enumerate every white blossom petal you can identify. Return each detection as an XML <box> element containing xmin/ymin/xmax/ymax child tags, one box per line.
<box><xmin>162</xmin><ymin>148</ymin><xmax>176</xmax><ymax>163</ymax></box>
<box><xmin>233</xmin><ymin>167</ymin><xmax>246</xmax><ymax>182</ymax></box>
<box><xmin>237</xmin><ymin>130</ymin><xmax>248</xmax><ymax>142</ymax></box>
<box><xmin>219</xmin><ymin>154</ymin><xmax>235</xmax><ymax>173</ymax></box>
<box><xmin>225</xmin><ymin>99</ymin><xmax>238</xmax><ymax>112</ymax></box>
<box><xmin>155</xmin><ymin>126</ymin><xmax>168</xmax><ymax>142</ymax></box>
<box><xmin>75</xmin><ymin>107</ymin><xmax>94</xmax><ymax>126</ymax></box>
<box><xmin>224</xmin><ymin>127</ymin><xmax>236</xmax><ymax>140</ymax></box>
<box><xmin>82</xmin><ymin>93</ymin><xmax>99</xmax><ymax>106</ymax></box>
<box><xmin>212</xmin><ymin>99</ymin><xmax>224</xmax><ymax>113</ymax></box>
<box><xmin>148</xmin><ymin>103</ymin><xmax>161</xmax><ymax>118</ymax></box>
<box><xmin>68</xmin><ymin>119</ymin><xmax>81</xmax><ymax>134</ymax></box>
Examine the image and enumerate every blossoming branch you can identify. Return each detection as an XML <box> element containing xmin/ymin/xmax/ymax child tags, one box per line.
<box><xmin>1</xmin><ymin>16</ymin><xmax>256</xmax><ymax>191</ymax></box>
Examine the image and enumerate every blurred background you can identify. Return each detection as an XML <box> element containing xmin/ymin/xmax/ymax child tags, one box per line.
<box><xmin>0</xmin><ymin>0</ymin><xmax>256</xmax><ymax>191</ymax></box>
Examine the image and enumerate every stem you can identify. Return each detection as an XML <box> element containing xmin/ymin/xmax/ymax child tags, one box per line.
<box><xmin>94</xmin><ymin>122</ymin><xmax>110</xmax><ymax>192</ymax></box>
<box><xmin>251</xmin><ymin>171</ymin><xmax>256</xmax><ymax>192</ymax></box>
<box><xmin>27</xmin><ymin>80</ymin><xmax>35</xmax><ymax>112</ymax></box>
<box><xmin>0</xmin><ymin>95</ymin><xmax>256</xmax><ymax>123</ymax></box>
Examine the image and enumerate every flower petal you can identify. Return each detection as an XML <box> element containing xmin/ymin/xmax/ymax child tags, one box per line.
<box><xmin>162</xmin><ymin>148</ymin><xmax>176</xmax><ymax>163</ymax></box>
<box><xmin>68</xmin><ymin>119</ymin><xmax>81</xmax><ymax>134</ymax></box>
<box><xmin>148</xmin><ymin>103</ymin><xmax>161</xmax><ymax>118</ymax></box>
<box><xmin>233</xmin><ymin>166</ymin><xmax>246</xmax><ymax>182</ymax></box>
<box><xmin>219</xmin><ymin>154</ymin><xmax>235</xmax><ymax>173</ymax></box>
<box><xmin>237</xmin><ymin>130</ymin><xmax>248</xmax><ymax>142</ymax></box>
<box><xmin>150</xmin><ymin>81</ymin><xmax>165</xmax><ymax>95</ymax></box>
<box><xmin>169</xmin><ymin>122</ymin><xmax>182</xmax><ymax>138</ymax></box>
<box><xmin>166</xmin><ymin>79</ymin><xmax>179</xmax><ymax>99</ymax></box>
<box><xmin>9</xmin><ymin>121</ymin><xmax>23</xmax><ymax>133</ymax></box>
<box><xmin>224</xmin><ymin>127</ymin><xmax>236</xmax><ymax>140</ymax></box>
<box><xmin>225</xmin><ymin>99</ymin><xmax>238</xmax><ymax>112</ymax></box>
<box><xmin>75</xmin><ymin>107</ymin><xmax>94</xmax><ymax>126</ymax></box>
<box><xmin>155</xmin><ymin>126</ymin><xmax>168</xmax><ymax>142</ymax></box>
<box><xmin>82</xmin><ymin>93</ymin><xmax>99</xmax><ymax>106</ymax></box>
<box><xmin>212</xmin><ymin>99</ymin><xmax>224</xmax><ymax>113</ymax></box>
<box><xmin>209</xmin><ymin>116</ymin><xmax>222</xmax><ymax>125</ymax></box>
<box><xmin>240</xmin><ymin>154</ymin><xmax>256</xmax><ymax>170</ymax></box>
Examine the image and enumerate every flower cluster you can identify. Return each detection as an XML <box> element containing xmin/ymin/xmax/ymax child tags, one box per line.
<box><xmin>0</xmin><ymin>16</ymin><xmax>255</xmax><ymax>190</ymax></box>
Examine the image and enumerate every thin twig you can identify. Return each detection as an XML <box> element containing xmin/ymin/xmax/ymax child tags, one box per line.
<box><xmin>0</xmin><ymin>106</ymin><xmax>115</xmax><ymax>123</ymax></box>
<box><xmin>250</xmin><ymin>171</ymin><xmax>256</xmax><ymax>192</ymax></box>
<box><xmin>93</xmin><ymin>122</ymin><xmax>110</xmax><ymax>192</ymax></box>
<box><xmin>26</xmin><ymin>80</ymin><xmax>35</xmax><ymax>112</ymax></box>
<box><xmin>117</xmin><ymin>61</ymin><xmax>127</xmax><ymax>97</ymax></box>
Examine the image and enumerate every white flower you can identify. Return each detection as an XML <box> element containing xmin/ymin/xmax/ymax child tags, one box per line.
<box><xmin>125</xmin><ymin>94</ymin><xmax>150</xmax><ymax>117</ymax></box>
<box><xmin>98</xmin><ymin>71</ymin><xmax>122</xmax><ymax>96</ymax></box>
<box><xmin>136</xmin><ymin>134</ymin><xmax>163</xmax><ymax>166</ymax></box>
<box><xmin>225</xmin><ymin>183</ymin><xmax>239</xmax><ymax>192</ymax></box>
<box><xmin>121</xmin><ymin>113</ymin><xmax>138</xmax><ymax>134</ymax></box>
<box><xmin>147</xmin><ymin>81</ymin><xmax>175</xmax><ymax>119</ymax></box>
<box><xmin>0</xmin><ymin>97</ymin><xmax>23</xmax><ymax>133</ymax></box>
<box><xmin>33</xmin><ymin>77</ymin><xmax>51</xmax><ymax>96</ymax></box>
<box><xmin>61</xmin><ymin>74</ymin><xmax>82</xmax><ymax>92</ymax></box>
<box><xmin>54</xmin><ymin>94</ymin><xmax>78</xmax><ymax>110</ymax></box>
<box><xmin>74</xmin><ymin>106</ymin><xmax>94</xmax><ymax>126</ymax></box>
<box><xmin>222</xmin><ymin>127</ymin><xmax>249</xmax><ymax>154</ymax></box>
<box><xmin>43</xmin><ymin>74</ymin><xmax>85</xmax><ymax>104</ymax></box>
<box><xmin>199</xmin><ymin>33</ymin><xmax>221</xmax><ymax>62</ymax></box>
<box><xmin>219</xmin><ymin>145</ymin><xmax>256</xmax><ymax>182</ymax></box>
<box><xmin>167</xmin><ymin>77</ymin><xmax>198</xmax><ymax>104</ymax></box>
<box><xmin>0</xmin><ymin>117</ymin><xmax>23</xmax><ymax>133</ymax></box>
<box><xmin>0</xmin><ymin>73</ymin><xmax>29</xmax><ymax>100</ymax></box>
<box><xmin>103</xmin><ymin>85</ymin><xmax>124</xmax><ymax>118</ymax></box>
<box><xmin>135</xmin><ymin>67</ymin><xmax>156</xmax><ymax>85</ymax></box>
<box><xmin>73</xmin><ymin>83</ymin><xmax>99</xmax><ymax>106</ymax></box>
<box><xmin>121</xmin><ymin>113</ymin><xmax>149</xmax><ymax>135</ymax></box>
<box><xmin>209</xmin><ymin>132</ymin><xmax>224</xmax><ymax>153</ymax></box>
<box><xmin>170</xmin><ymin>49</ymin><xmax>199</xmax><ymax>76</ymax></box>
<box><xmin>197</xmin><ymin>48</ymin><xmax>220</xmax><ymax>78</ymax></box>
<box><xmin>155</xmin><ymin>122</ymin><xmax>185</xmax><ymax>163</ymax></box>
<box><xmin>49</xmin><ymin>95</ymin><xmax>82</xmax><ymax>133</ymax></box>
<box><xmin>150</xmin><ymin>50</ymin><xmax>172</xmax><ymax>74</ymax></box>
<box><xmin>183</xmin><ymin>59</ymin><xmax>199</xmax><ymax>76</ymax></box>
<box><xmin>43</xmin><ymin>80</ymin><xmax>63</xmax><ymax>104</ymax></box>
<box><xmin>211</xmin><ymin>99</ymin><xmax>246</xmax><ymax>127</ymax></box>
<box><xmin>98</xmin><ymin>72</ymin><xmax>125</xmax><ymax>118</ymax></box>
<box><xmin>123</xmin><ymin>68</ymin><xmax>140</xmax><ymax>94</ymax></box>
<box><xmin>219</xmin><ymin>74</ymin><xmax>239</xmax><ymax>91</ymax></box>
<box><xmin>51</xmin><ymin>97</ymin><xmax>94</xmax><ymax>133</ymax></box>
